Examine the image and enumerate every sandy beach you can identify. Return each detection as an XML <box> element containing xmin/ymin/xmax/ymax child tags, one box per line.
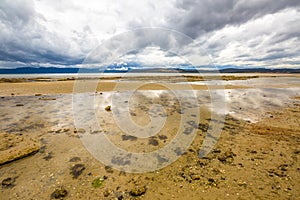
<box><xmin>0</xmin><ymin>74</ymin><xmax>300</xmax><ymax>199</ymax></box>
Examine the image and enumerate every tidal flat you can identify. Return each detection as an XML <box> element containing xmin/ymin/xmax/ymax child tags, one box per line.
<box><xmin>0</xmin><ymin>74</ymin><xmax>300</xmax><ymax>199</ymax></box>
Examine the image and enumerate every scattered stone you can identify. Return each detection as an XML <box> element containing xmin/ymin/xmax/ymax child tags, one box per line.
<box><xmin>2</xmin><ymin>177</ymin><xmax>15</xmax><ymax>188</ymax></box>
<box><xmin>294</xmin><ymin>150</ymin><xmax>300</xmax><ymax>154</ymax></box>
<box><xmin>43</xmin><ymin>152</ymin><xmax>53</xmax><ymax>161</ymax></box>
<box><xmin>105</xmin><ymin>105</ymin><xmax>111</xmax><ymax>112</ymax></box>
<box><xmin>218</xmin><ymin>150</ymin><xmax>235</xmax><ymax>163</ymax></box>
<box><xmin>130</xmin><ymin>186</ymin><xmax>146</xmax><ymax>197</ymax></box>
<box><xmin>249</xmin><ymin>150</ymin><xmax>257</xmax><ymax>154</ymax></box>
<box><xmin>70</xmin><ymin>164</ymin><xmax>86</xmax><ymax>178</ymax></box>
<box><xmin>69</xmin><ymin>157</ymin><xmax>81</xmax><ymax>162</ymax></box>
<box><xmin>121</xmin><ymin>135</ymin><xmax>137</xmax><ymax>141</ymax></box>
<box><xmin>111</xmin><ymin>156</ymin><xmax>131</xmax><ymax>166</ymax></box>
<box><xmin>191</xmin><ymin>174</ymin><xmax>201</xmax><ymax>180</ymax></box>
<box><xmin>16</xmin><ymin>104</ymin><xmax>24</xmax><ymax>106</ymax></box>
<box><xmin>158</xmin><ymin>135</ymin><xmax>168</xmax><ymax>140</ymax></box>
<box><xmin>38</xmin><ymin>97</ymin><xmax>56</xmax><ymax>101</ymax></box>
<box><xmin>149</xmin><ymin>138</ymin><xmax>159</xmax><ymax>146</ymax></box>
<box><xmin>103</xmin><ymin>189</ymin><xmax>113</xmax><ymax>197</ymax></box>
<box><xmin>105</xmin><ymin>165</ymin><xmax>114</xmax><ymax>173</ymax></box>
<box><xmin>51</xmin><ymin>187</ymin><xmax>68</xmax><ymax>199</ymax></box>
<box><xmin>278</xmin><ymin>164</ymin><xmax>288</xmax><ymax>171</ymax></box>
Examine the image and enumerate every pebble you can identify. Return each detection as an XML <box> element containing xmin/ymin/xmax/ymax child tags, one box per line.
<box><xmin>70</xmin><ymin>164</ymin><xmax>86</xmax><ymax>178</ymax></box>
<box><xmin>130</xmin><ymin>186</ymin><xmax>146</xmax><ymax>196</ymax></box>
<box><xmin>51</xmin><ymin>187</ymin><xmax>68</xmax><ymax>199</ymax></box>
<box><xmin>2</xmin><ymin>177</ymin><xmax>15</xmax><ymax>188</ymax></box>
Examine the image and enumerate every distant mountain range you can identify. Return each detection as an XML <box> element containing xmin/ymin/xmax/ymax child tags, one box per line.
<box><xmin>0</xmin><ymin>67</ymin><xmax>299</xmax><ymax>74</ymax></box>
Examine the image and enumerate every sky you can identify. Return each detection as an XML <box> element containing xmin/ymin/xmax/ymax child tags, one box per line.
<box><xmin>0</xmin><ymin>0</ymin><xmax>300</xmax><ymax>69</ymax></box>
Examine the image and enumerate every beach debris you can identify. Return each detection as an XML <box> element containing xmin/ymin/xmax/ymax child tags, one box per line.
<box><xmin>92</xmin><ymin>176</ymin><xmax>107</xmax><ymax>188</ymax></box>
<box><xmin>129</xmin><ymin>185</ymin><xmax>146</xmax><ymax>197</ymax></box>
<box><xmin>148</xmin><ymin>137</ymin><xmax>159</xmax><ymax>146</ymax></box>
<box><xmin>121</xmin><ymin>135</ymin><xmax>137</xmax><ymax>141</ymax></box>
<box><xmin>51</xmin><ymin>187</ymin><xmax>68</xmax><ymax>199</ymax></box>
<box><xmin>218</xmin><ymin>150</ymin><xmax>236</xmax><ymax>163</ymax></box>
<box><xmin>38</xmin><ymin>97</ymin><xmax>56</xmax><ymax>101</ymax></box>
<box><xmin>2</xmin><ymin>177</ymin><xmax>16</xmax><ymax>188</ymax></box>
<box><xmin>69</xmin><ymin>157</ymin><xmax>81</xmax><ymax>162</ymax></box>
<box><xmin>103</xmin><ymin>188</ymin><xmax>113</xmax><ymax>197</ymax></box>
<box><xmin>70</xmin><ymin>164</ymin><xmax>86</xmax><ymax>178</ymax></box>
<box><xmin>105</xmin><ymin>105</ymin><xmax>111</xmax><ymax>112</ymax></box>
<box><xmin>43</xmin><ymin>152</ymin><xmax>53</xmax><ymax>161</ymax></box>
<box><xmin>104</xmin><ymin>165</ymin><xmax>114</xmax><ymax>173</ymax></box>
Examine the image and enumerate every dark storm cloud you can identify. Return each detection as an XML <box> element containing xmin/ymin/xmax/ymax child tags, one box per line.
<box><xmin>0</xmin><ymin>0</ymin><xmax>86</xmax><ymax>66</ymax></box>
<box><xmin>169</xmin><ymin>0</ymin><xmax>300</xmax><ymax>38</ymax></box>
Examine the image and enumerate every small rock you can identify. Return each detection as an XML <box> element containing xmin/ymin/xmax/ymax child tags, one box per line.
<box><xmin>218</xmin><ymin>156</ymin><xmax>227</xmax><ymax>162</ymax></box>
<box><xmin>191</xmin><ymin>174</ymin><xmax>201</xmax><ymax>180</ymax></box>
<box><xmin>149</xmin><ymin>138</ymin><xmax>159</xmax><ymax>146</ymax></box>
<box><xmin>35</xmin><ymin>93</ymin><xmax>42</xmax><ymax>96</ymax></box>
<box><xmin>16</xmin><ymin>104</ymin><xmax>24</xmax><ymax>106</ymax></box>
<box><xmin>130</xmin><ymin>186</ymin><xmax>146</xmax><ymax>196</ymax></box>
<box><xmin>43</xmin><ymin>152</ymin><xmax>53</xmax><ymax>161</ymax></box>
<box><xmin>105</xmin><ymin>105</ymin><xmax>111</xmax><ymax>112</ymax></box>
<box><xmin>103</xmin><ymin>189</ymin><xmax>113</xmax><ymax>197</ymax></box>
<box><xmin>51</xmin><ymin>187</ymin><xmax>68</xmax><ymax>199</ymax></box>
<box><xmin>105</xmin><ymin>165</ymin><xmax>114</xmax><ymax>173</ymax></box>
<box><xmin>69</xmin><ymin>157</ymin><xmax>81</xmax><ymax>162</ymax></box>
<box><xmin>2</xmin><ymin>177</ymin><xmax>15</xmax><ymax>188</ymax></box>
<box><xmin>70</xmin><ymin>164</ymin><xmax>86</xmax><ymax>178</ymax></box>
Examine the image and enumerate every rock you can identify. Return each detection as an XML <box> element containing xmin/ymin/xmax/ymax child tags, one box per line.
<box><xmin>2</xmin><ymin>177</ymin><xmax>16</xmax><ymax>188</ymax></box>
<box><xmin>105</xmin><ymin>105</ymin><xmax>111</xmax><ymax>112</ymax></box>
<box><xmin>103</xmin><ymin>189</ymin><xmax>113</xmax><ymax>197</ymax></box>
<box><xmin>70</xmin><ymin>164</ymin><xmax>86</xmax><ymax>178</ymax></box>
<box><xmin>43</xmin><ymin>152</ymin><xmax>53</xmax><ymax>161</ymax></box>
<box><xmin>130</xmin><ymin>186</ymin><xmax>146</xmax><ymax>197</ymax></box>
<box><xmin>105</xmin><ymin>165</ymin><xmax>114</xmax><ymax>173</ymax></box>
<box><xmin>51</xmin><ymin>187</ymin><xmax>68</xmax><ymax>199</ymax></box>
<box><xmin>38</xmin><ymin>97</ymin><xmax>56</xmax><ymax>101</ymax></box>
<box><xmin>148</xmin><ymin>138</ymin><xmax>159</xmax><ymax>146</ymax></box>
<box><xmin>158</xmin><ymin>135</ymin><xmax>168</xmax><ymax>140</ymax></box>
<box><xmin>0</xmin><ymin>133</ymin><xmax>40</xmax><ymax>165</ymax></box>
<box><xmin>191</xmin><ymin>174</ymin><xmax>201</xmax><ymax>180</ymax></box>
<box><xmin>218</xmin><ymin>156</ymin><xmax>227</xmax><ymax>162</ymax></box>
<box><xmin>16</xmin><ymin>104</ymin><xmax>24</xmax><ymax>106</ymax></box>
<box><xmin>121</xmin><ymin>135</ymin><xmax>137</xmax><ymax>141</ymax></box>
<box><xmin>35</xmin><ymin>93</ymin><xmax>42</xmax><ymax>96</ymax></box>
<box><xmin>225</xmin><ymin>150</ymin><xmax>235</xmax><ymax>158</ymax></box>
<box><xmin>69</xmin><ymin>157</ymin><xmax>81</xmax><ymax>162</ymax></box>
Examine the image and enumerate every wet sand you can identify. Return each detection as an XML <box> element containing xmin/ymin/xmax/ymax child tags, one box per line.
<box><xmin>0</xmin><ymin>74</ymin><xmax>300</xmax><ymax>199</ymax></box>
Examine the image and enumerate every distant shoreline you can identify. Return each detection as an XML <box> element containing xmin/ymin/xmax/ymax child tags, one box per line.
<box><xmin>0</xmin><ymin>67</ymin><xmax>299</xmax><ymax>74</ymax></box>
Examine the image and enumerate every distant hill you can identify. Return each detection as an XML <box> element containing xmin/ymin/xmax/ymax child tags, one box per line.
<box><xmin>0</xmin><ymin>67</ymin><xmax>299</xmax><ymax>74</ymax></box>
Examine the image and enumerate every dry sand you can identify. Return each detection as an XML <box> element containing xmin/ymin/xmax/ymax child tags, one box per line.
<box><xmin>0</xmin><ymin>74</ymin><xmax>299</xmax><ymax>199</ymax></box>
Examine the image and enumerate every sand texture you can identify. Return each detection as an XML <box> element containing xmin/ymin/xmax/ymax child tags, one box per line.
<box><xmin>0</xmin><ymin>74</ymin><xmax>299</xmax><ymax>199</ymax></box>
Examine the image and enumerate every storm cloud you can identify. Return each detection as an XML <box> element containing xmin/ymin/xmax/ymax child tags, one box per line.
<box><xmin>0</xmin><ymin>0</ymin><xmax>299</xmax><ymax>68</ymax></box>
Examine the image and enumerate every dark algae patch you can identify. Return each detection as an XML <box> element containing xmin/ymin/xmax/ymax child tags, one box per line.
<box><xmin>70</xmin><ymin>164</ymin><xmax>86</xmax><ymax>178</ymax></box>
